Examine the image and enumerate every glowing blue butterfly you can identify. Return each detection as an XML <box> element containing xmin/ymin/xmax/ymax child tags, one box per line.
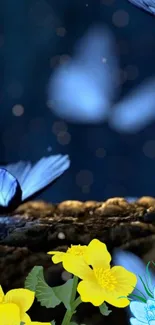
<box><xmin>48</xmin><ymin>24</ymin><xmax>155</xmax><ymax>132</ymax></box>
<box><xmin>0</xmin><ymin>154</ymin><xmax>70</xmax><ymax>213</ymax></box>
<box><xmin>113</xmin><ymin>249</ymin><xmax>155</xmax><ymax>324</ymax></box>
<box><xmin>128</xmin><ymin>0</ymin><xmax>155</xmax><ymax>15</ymax></box>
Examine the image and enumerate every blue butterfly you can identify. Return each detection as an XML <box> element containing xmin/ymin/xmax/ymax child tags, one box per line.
<box><xmin>0</xmin><ymin>154</ymin><xmax>70</xmax><ymax>214</ymax></box>
<box><xmin>128</xmin><ymin>0</ymin><xmax>155</xmax><ymax>15</ymax></box>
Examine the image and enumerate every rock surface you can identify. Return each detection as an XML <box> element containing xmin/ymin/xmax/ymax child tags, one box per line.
<box><xmin>1</xmin><ymin>197</ymin><xmax>155</xmax><ymax>324</ymax></box>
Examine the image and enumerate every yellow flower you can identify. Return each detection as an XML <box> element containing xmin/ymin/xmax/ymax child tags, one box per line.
<box><xmin>48</xmin><ymin>244</ymin><xmax>88</xmax><ymax>264</ymax></box>
<box><xmin>61</xmin><ymin>239</ymin><xmax>137</xmax><ymax>307</ymax></box>
<box><xmin>0</xmin><ymin>286</ymin><xmax>51</xmax><ymax>325</ymax></box>
<box><xmin>31</xmin><ymin>323</ymin><xmax>52</xmax><ymax>325</ymax></box>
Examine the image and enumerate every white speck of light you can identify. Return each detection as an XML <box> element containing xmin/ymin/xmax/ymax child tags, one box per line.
<box><xmin>47</xmin><ymin>146</ymin><xmax>52</xmax><ymax>152</ymax></box>
<box><xmin>58</xmin><ymin>232</ymin><xmax>66</xmax><ymax>239</ymax></box>
<box><xmin>102</xmin><ymin>57</ymin><xmax>107</xmax><ymax>63</ymax></box>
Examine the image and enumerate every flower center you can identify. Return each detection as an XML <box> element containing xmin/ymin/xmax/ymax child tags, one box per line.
<box><xmin>94</xmin><ymin>268</ymin><xmax>117</xmax><ymax>291</ymax></box>
<box><xmin>67</xmin><ymin>245</ymin><xmax>87</xmax><ymax>256</ymax></box>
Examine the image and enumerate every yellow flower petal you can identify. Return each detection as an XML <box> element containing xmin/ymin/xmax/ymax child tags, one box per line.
<box><xmin>110</xmin><ymin>266</ymin><xmax>137</xmax><ymax>294</ymax></box>
<box><xmin>47</xmin><ymin>251</ymin><xmax>65</xmax><ymax>263</ymax></box>
<box><xmin>100</xmin><ymin>266</ymin><xmax>137</xmax><ymax>308</ymax></box>
<box><xmin>63</xmin><ymin>254</ymin><xmax>95</xmax><ymax>280</ymax></box>
<box><xmin>32</xmin><ymin>323</ymin><xmax>52</xmax><ymax>325</ymax></box>
<box><xmin>67</xmin><ymin>245</ymin><xmax>88</xmax><ymax>257</ymax></box>
<box><xmin>77</xmin><ymin>280</ymin><xmax>105</xmax><ymax>306</ymax></box>
<box><xmin>102</xmin><ymin>289</ymin><xmax>130</xmax><ymax>307</ymax></box>
<box><xmin>21</xmin><ymin>312</ymin><xmax>31</xmax><ymax>325</ymax></box>
<box><xmin>4</xmin><ymin>288</ymin><xmax>35</xmax><ymax>314</ymax></box>
<box><xmin>0</xmin><ymin>303</ymin><xmax>20</xmax><ymax>325</ymax></box>
<box><xmin>85</xmin><ymin>239</ymin><xmax>111</xmax><ymax>269</ymax></box>
<box><xmin>0</xmin><ymin>285</ymin><xmax>4</xmax><ymax>302</ymax></box>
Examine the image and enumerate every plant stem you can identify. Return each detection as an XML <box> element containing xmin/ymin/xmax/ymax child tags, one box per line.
<box><xmin>70</xmin><ymin>276</ymin><xmax>78</xmax><ymax>304</ymax></box>
<box><xmin>61</xmin><ymin>310</ymin><xmax>72</xmax><ymax>325</ymax></box>
<box><xmin>61</xmin><ymin>296</ymin><xmax>82</xmax><ymax>325</ymax></box>
<box><xmin>72</xmin><ymin>296</ymin><xmax>82</xmax><ymax>311</ymax></box>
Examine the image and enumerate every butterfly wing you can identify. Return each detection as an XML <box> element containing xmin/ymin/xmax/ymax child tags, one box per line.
<box><xmin>128</xmin><ymin>0</ymin><xmax>155</xmax><ymax>15</ymax></box>
<box><xmin>113</xmin><ymin>249</ymin><xmax>155</xmax><ymax>323</ymax></box>
<box><xmin>20</xmin><ymin>154</ymin><xmax>70</xmax><ymax>201</ymax></box>
<box><xmin>0</xmin><ymin>154</ymin><xmax>70</xmax><ymax>207</ymax></box>
<box><xmin>48</xmin><ymin>26</ymin><xmax>119</xmax><ymax>123</ymax></box>
<box><xmin>0</xmin><ymin>161</ymin><xmax>32</xmax><ymax>187</ymax></box>
<box><xmin>109</xmin><ymin>78</ymin><xmax>155</xmax><ymax>133</ymax></box>
<box><xmin>0</xmin><ymin>168</ymin><xmax>22</xmax><ymax>209</ymax></box>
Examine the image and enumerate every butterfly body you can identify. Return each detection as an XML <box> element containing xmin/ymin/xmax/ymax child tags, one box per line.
<box><xmin>0</xmin><ymin>154</ymin><xmax>70</xmax><ymax>214</ymax></box>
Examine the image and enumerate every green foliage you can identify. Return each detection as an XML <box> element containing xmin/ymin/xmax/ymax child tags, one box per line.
<box><xmin>24</xmin><ymin>264</ymin><xmax>75</xmax><ymax>310</ymax></box>
<box><xmin>25</xmin><ymin>266</ymin><xmax>43</xmax><ymax>292</ymax></box>
<box><xmin>51</xmin><ymin>320</ymin><xmax>56</xmax><ymax>325</ymax></box>
<box><xmin>139</xmin><ymin>275</ymin><xmax>154</xmax><ymax>298</ymax></box>
<box><xmin>35</xmin><ymin>268</ymin><xmax>61</xmax><ymax>308</ymax></box>
<box><xmin>99</xmin><ymin>302</ymin><xmax>112</xmax><ymax>316</ymax></box>
<box><xmin>53</xmin><ymin>278</ymin><xmax>74</xmax><ymax>310</ymax></box>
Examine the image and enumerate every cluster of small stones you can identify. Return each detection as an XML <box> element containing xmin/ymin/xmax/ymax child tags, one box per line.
<box><xmin>0</xmin><ymin>196</ymin><xmax>155</xmax><ymax>289</ymax></box>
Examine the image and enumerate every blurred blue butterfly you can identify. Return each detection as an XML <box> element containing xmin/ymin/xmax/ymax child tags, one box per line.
<box><xmin>0</xmin><ymin>154</ymin><xmax>70</xmax><ymax>213</ymax></box>
<box><xmin>128</xmin><ymin>0</ymin><xmax>155</xmax><ymax>15</ymax></box>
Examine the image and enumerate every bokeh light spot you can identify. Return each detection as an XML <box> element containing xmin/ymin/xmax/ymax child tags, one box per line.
<box><xmin>143</xmin><ymin>140</ymin><xmax>155</xmax><ymax>158</ymax></box>
<box><xmin>76</xmin><ymin>170</ymin><xmax>94</xmax><ymax>187</ymax></box>
<box><xmin>96</xmin><ymin>147</ymin><xmax>106</xmax><ymax>158</ymax></box>
<box><xmin>102</xmin><ymin>57</ymin><xmax>107</xmax><ymax>63</ymax></box>
<box><xmin>58</xmin><ymin>232</ymin><xmax>65</xmax><ymax>239</ymax></box>
<box><xmin>56</xmin><ymin>27</ymin><xmax>66</xmax><ymax>37</ymax></box>
<box><xmin>47</xmin><ymin>146</ymin><xmax>52</xmax><ymax>152</ymax></box>
<box><xmin>12</xmin><ymin>104</ymin><xmax>24</xmax><ymax>117</ymax></box>
<box><xmin>112</xmin><ymin>10</ymin><xmax>129</xmax><ymax>28</ymax></box>
<box><xmin>52</xmin><ymin>121</ymin><xmax>68</xmax><ymax>135</ymax></box>
<box><xmin>57</xmin><ymin>131</ymin><xmax>71</xmax><ymax>145</ymax></box>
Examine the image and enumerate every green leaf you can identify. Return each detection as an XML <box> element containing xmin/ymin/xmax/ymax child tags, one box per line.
<box><xmin>25</xmin><ymin>266</ymin><xmax>43</xmax><ymax>292</ymax></box>
<box><xmin>146</xmin><ymin>261</ymin><xmax>152</xmax><ymax>289</ymax></box>
<box><xmin>53</xmin><ymin>279</ymin><xmax>74</xmax><ymax>310</ymax></box>
<box><xmin>99</xmin><ymin>302</ymin><xmax>112</xmax><ymax>316</ymax></box>
<box><xmin>132</xmin><ymin>285</ymin><xmax>147</xmax><ymax>301</ymax></box>
<box><xmin>35</xmin><ymin>268</ymin><xmax>61</xmax><ymax>308</ymax></box>
<box><xmin>139</xmin><ymin>275</ymin><xmax>154</xmax><ymax>298</ymax></box>
<box><xmin>20</xmin><ymin>323</ymin><xmax>25</xmax><ymax>325</ymax></box>
<box><xmin>128</xmin><ymin>294</ymin><xmax>147</xmax><ymax>303</ymax></box>
<box><xmin>51</xmin><ymin>320</ymin><xmax>56</xmax><ymax>325</ymax></box>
